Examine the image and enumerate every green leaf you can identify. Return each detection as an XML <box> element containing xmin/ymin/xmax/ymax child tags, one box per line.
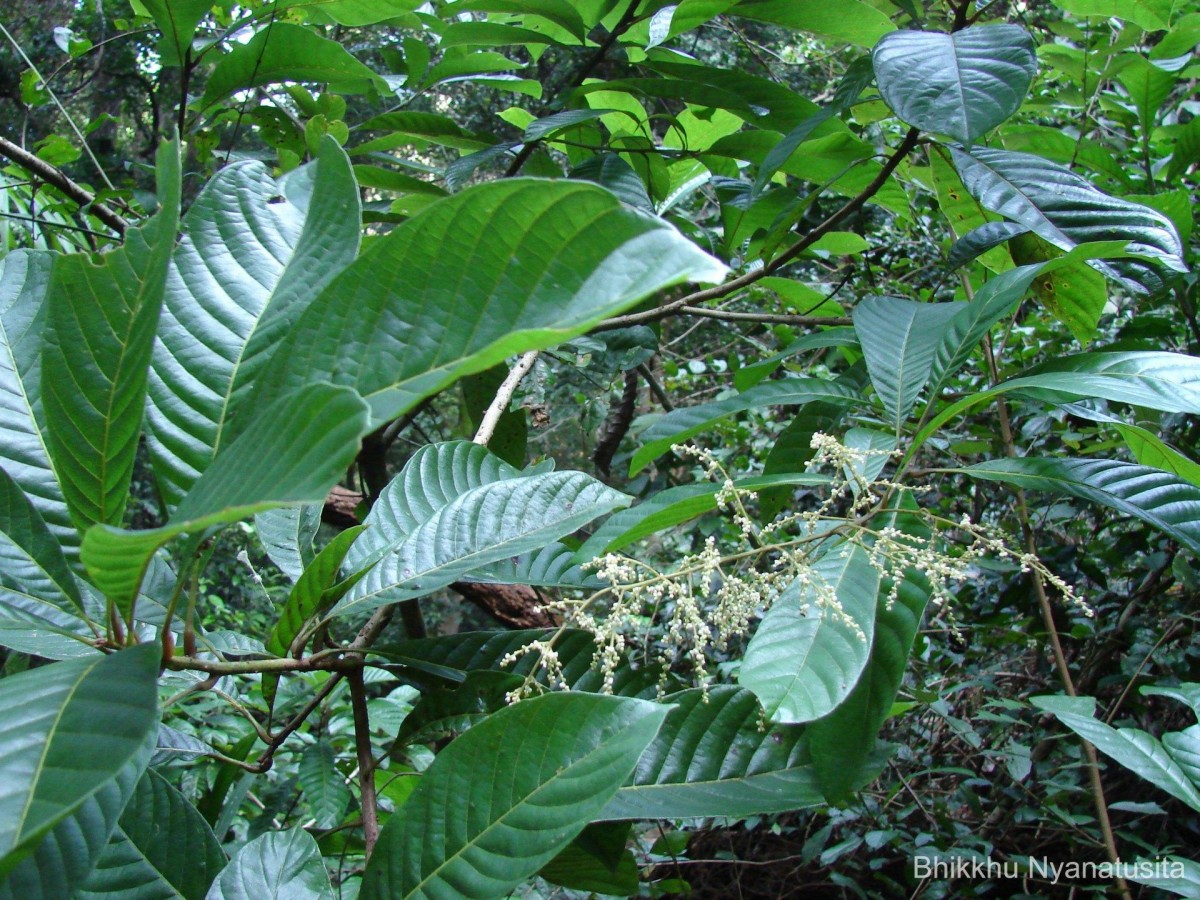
<box><xmin>1063</xmin><ymin>405</ymin><xmax>1200</xmax><ymax>488</ymax></box>
<box><xmin>42</xmin><ymin>139</ymin><xmax>180</xmax><ymax>531</ymax></box>
<box><xmin>961</xmin><ymin>458</ymin><xmax>1200</xmax><ymax>556</ymax></box>
<box><xmin>576</xmin><ymin>472</ymin><xmax>833</xmax><ymax>560</ymax></box>
<box><xmin>298</xmin><ymin>742</ymin><xmax>350</xmax><ymax>831</ymax></box>
<box><xmin>82</xmin><ymin>384</ymin><xmax>370</xmax><ymax>620</ymax></box>
<box><xmin>76</xmin><ymin>768</ymin><xmax>225</xmax><ymax>900</ymax></box>
<box><xmin>139</xmin><ymin>0</ymin><xmax>211</xmax><ymax>65</ymax></box>
<box><xmin>537</xmin><ymin>823</ymin><xmax>638</xmax><ymax>896</ymax></box>
<box><xmin>873</xmin><ymin>25</ymin><xmax>1037</xmax><ymax>145</ymax></box>
<box><xmin>337</xmin><ymin>470</ymin><xmax>630</xmax><ymax>617</ymax></box>
<box><xmin>809</xmin><ymin>500</ymin><xmax>931</xmax><ymax>803</ymax></box>
<box><xmin>1126</xmin><ymin>857</ymin><xmax>1200</xmax><ymax>898</ymax></box>
<box><xmin>254</xmin><ymin>505</ymin><xmax>322</xmax><ymax>584</ymax></box>
<box><xmin>600</xmin><ymin>686</ymin><xmax>838</xmax><ymax>820</ymax></box>
<box><xmin>346</xmin><ymin>442</ymin><xmax>590</xmax><ymax>592</ymax></box>
<box><xmin>147</xmin><ymin>138</ymin><xmax>360</xmax><ymax>509</ymax></box>
<box><xmin>1048</xmin><ymin>0</ymin><xmax>1172</xmax><ymax>32</ymax></box>
<box><xmin>0</xmin><ymin>645</ymin><xmax>159</xmax><ymax>894</ymax></box>
<box><xmin>267</xmin><ymin>525</ymin><xmax>365</xmax><ymax>659</ymax></box>
<box><xmin>946</xmin><ymin>221</ymin><xmax>1027</xmax><ymax>270</ymax></box>
<box><xmin>1003</xmin><ymin>352</ymin><xmax>1200</xmax><ymax>414</ymax></box>
<box><xmin>205</xmin><ymin>829</ymin><xmax>333</xmax><ymax>900</ymax></box>
<box><xmin>359</xmin><ymin>693</ymin><xmax>668</xmax><ymax>900</ymax></box>
<box><xmin>733</xmin><ymin>0</ymin><xmax>895</xmax><ymax>48</ymax></box>
<box><xmin>925</xmin><ymin>264</ymin><xmax>1043</xmax><ymax>403</ymax></box>
<box><xmin>241</xmin><ymin>180</ymin><xmax>725</xmax><ymax>431</ymax></box>
<box><xmin>740</xmin><ymin>544</ymin><xmax>881</xmax><ymax>724</ymax></box>
<box><xmin>1116</xmin><ymin>55</ymin><xmax>1180</xmax><ymax>134</ymax></box>
<box><xmin>1141</xmin><ymin>683</ymin><xmax>1200</xmax><ymax>720</ymax></box>
<box><xmin>853</xmin><ymin>297</ymin><xmax>965</xmax><ymax>432</ymax></box>
<box><xmin>0</xmin><ymin>250</ymin><xmax>74</xmax><ymax>555</ymax></box>
<box><xmin>752</xmin><ymin>56</ymin><xmax>875</xmax><ymax>197</ymax></box>
<box><xmin>0</xmin><ymin>465</ymin><xmax>87</xmax><ymax>631</ymax></box>
<box><xmin>630</xmin><ymin>377</ymin><xmax>861</xmax><ymax>474</ymax></box>
<box><xmin>1031</xmin><ymin>695</ymin><xmax>1200</xmax><ymax>811</ymax></box>
<box><xmin>280</xmin><ymin>0</ymin><xmax>422</xmax><ymax>26</ymax></box>
<box><xmin>915</xmin><ymin>351</ymin><xmax>1200</xmax><ymax>455</ymax></box>
<box><xmin>202</xmin><ymin>23</ymin><xmax>387</xmax><ymax>109</ymax></box>
<box><xmin>569</xmin><ymin>154</ymin><xmax>654</xmax><ymax>214</ymax></box>
<box><xmin>950</xmin><ymin>145</ymin><xmax>1186</xmax><ymax>294</ymax></box>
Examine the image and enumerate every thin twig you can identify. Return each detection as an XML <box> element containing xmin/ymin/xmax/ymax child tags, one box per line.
<box><xmin>677</xmin><ymin>306</ymin><xmax>851</xmax><ymax>326</ymax></box>
<box><xmin>349</xmin><ymin>668</ymin><xmax>381</xmax><ymax>859</ymax></box>
<box><xmin>474</xmin><ymin>350</ymin><xmax>539</xmax><ymax>445</ymax></box>
<box><xmin>0</xmin><ymin>136</ymin><xmax>128</xmax><ymax>236</ymax></box>
<box><xmin>980</xmin><ymin>331</ymin><xmax>1131</xmax><ymax>900</ymax></box>
<box><xmin>600</xmin><ymin>128</ymin><xmax>921</xmax><ymax>330</ymax></box>
<box><xmin>0</xmin><ymin>22</ymin><xmax>116</xmax><ymax>192</ymax></box>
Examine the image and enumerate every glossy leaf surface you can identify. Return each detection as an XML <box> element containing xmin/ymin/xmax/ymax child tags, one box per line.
<box><xmin>360</xmin><ymin>693</ymin><xmax>667</xmax><ymax>899</ymax></box>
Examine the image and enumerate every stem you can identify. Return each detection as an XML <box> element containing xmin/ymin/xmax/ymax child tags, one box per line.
<box><xmin>981</xmin><ymin>336</ymin><xmax>1131</xmax><ymax>900</ymax></box>
<box><xmin>349</xmin><ymin>669</ymin><xmax>380</xmax><ymax>859</ymax></box>
<box><xmin>474</xmin><ymin>350</ymin><xmax>539</xmax><ymax>445</ymax></box>
<box><xmin>0</xmin><ymin>136</ymin><xmax>128</xmax><ymax>236</ymax></box>
<box><xmin>601</xmin><ymin>128</ymin><xmax>921</xmax><ymax>330</ymax></box>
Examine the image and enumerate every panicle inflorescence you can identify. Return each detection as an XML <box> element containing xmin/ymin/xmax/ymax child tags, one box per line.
<box><xmin>511</xmin><ymin>433</ymin><xmax>1089</xmax><ymax>699</ymax></box>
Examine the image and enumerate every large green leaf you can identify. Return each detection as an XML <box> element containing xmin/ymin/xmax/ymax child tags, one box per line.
<box><xmin>630</xmin><ymin>377</ymin><xmax>861</xmax><ymax>474</ymax></box>
<box><xmin>915</xmin><ymin>351</ymin><xmax>1200</xmax><ymax>456</ymax></box>
<box><xmin>75</xmin><ymin>768</ymin><xmax>225</xmax><ymax>900</ymax></box>
<box><xmin>41</xmin><ymin>140</ymin><xmax>180</xmax><ymax>531</ymax></box>
<box><xmin>1031</xmin><ymin>695</ymin><xmax>1200</xmax><ymax>811</ymax></box>
<box><xmin>138</xmin><ymin>0</ymin><xmax>212</xmax><ymax>65</ymax></box>
<box><xmin>337</xmin><ymin>471</ymin><xmax>629</xmax><ymax>617</ymax></box>
<box><xmin>925</xmin><ymin>264</ymin><xmax>1044</xmax><ymax>402</ymax></box>
<box><xmin>809</xmin><ymin>500</ymin><xmax>931</xmax><ymax>803</ymax></box>
<box><xmin>82</xmin><ymin>384</ymin><xmax>370</xmax><ymax>620</ymax></box>
<box><xmin>359</xmin><ymin>693</ymin><xmax>668</xmax><ymax>900</ymax></box>
<box><xmin>147</xmin><ymin>138</ymin><xmax>360</xmax><ymax>509</ymax></box>
<box><xmin>239</xmin><ymin>179</ymin><xmax>726</xmax><ymax>433</ymax></box>
<box><xmin>961</xmin><ymin>458</ymin><xmax>1200</xmax><ymax>555</ymax></box>
<box><xmin>0</xmin><ymin>645</ymin><xmax>160</xmax><ymax>895</ymax></box>
<box><xmin>853</xmin><ymin>297</ymin><xmax>965</xmax><ymax>432</ymax></box>
<box><xmin>1001</xmin><ymin>352</ymin><xmax>1200</xmax><ymax>413</ymax></box>
<box><xmin>873</xmin><ymin>25</ymin><xmax>1036</xmax><ymax>145</ymax></box>
<box><xmin>202</xmin><ymin>23</ymin><xmax>387</xmax><ymax>108</ymax></box>
<box><xmin>733</xmin><ymin>0</ymin><xmax>894</xmax><ymax>47</ymax></box>
<box><xmin>344</xmin><ymin>444</ymin><xmax>593</xmax><ymax>597</ymax></box>
<box><xmin>599</xmin><ymin>686</ymin><xmax>841</xmax><ymax>820</ymax></box>
<box><xmin>950</xmin><ymin>145</ymin><xmax>1186</xmax><ymax>294</ymax></box>
<box><xmin>0</xmin><ymin>466</ymin><xmax>94</xmax><ymax>654</ymax></box>
<box><xmin>0</xmin><ymin>251</ymin><xmax>74</xmax><ymax>554</ymax></box>
<box><xmin>280</xmin><ymin>0</ymin><xmax>423</xmax><ymax>26</ymax></box>
<box><xmin>740</xmin><ymin>544</ymin><xmax>880</xmax><ymax>724</ymax></box>
<box><xmin>1126</xmin><ymin>857</ymin><xmax>1200</xmax><ymax>898</ymax></box>
<box><xmin>205</xmin><ymin>829</ymin><xmax>333</xmax><ymax>900</ymax></box>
